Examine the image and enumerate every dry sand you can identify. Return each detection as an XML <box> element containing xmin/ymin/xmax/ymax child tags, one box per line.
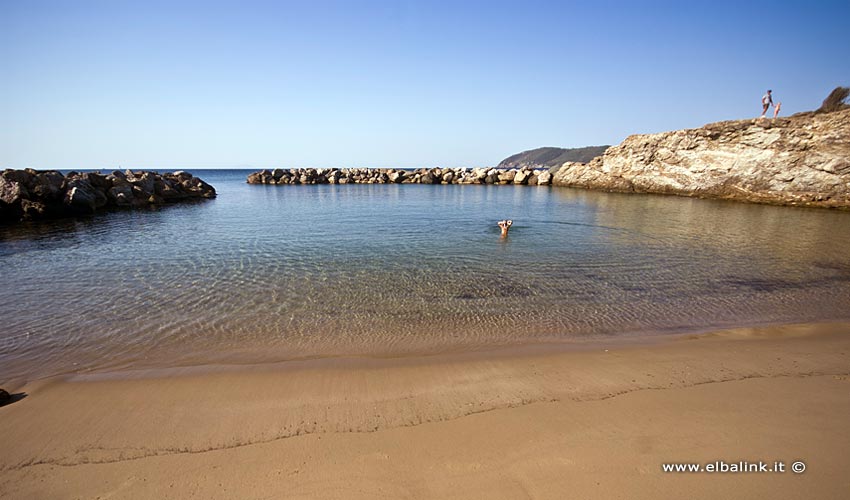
<box><xmin>1</xmin><ymin>322</ymin><xmax>849</xmax><ymax>499</ymax></box>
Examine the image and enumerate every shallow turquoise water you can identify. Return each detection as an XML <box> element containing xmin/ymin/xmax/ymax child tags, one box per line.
<box><xmin>2</xmin><ymin>169</ymin><xmax>850</xmax><ymax>381</ymax></box>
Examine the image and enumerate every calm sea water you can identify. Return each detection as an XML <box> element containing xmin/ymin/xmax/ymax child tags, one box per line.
<box><xmin>2</xmin><ymin>169</ymin><xmax>850</xmax><ymax>381</ymax></box>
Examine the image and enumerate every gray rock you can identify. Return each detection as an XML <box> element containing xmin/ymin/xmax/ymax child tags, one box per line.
<box><xmin>64</xmin><ymin>179</ymin><xmax>99</xmax><ymax>213</ymax></box>
<box><xmin>109</xmin><ymin>184</ymin><xmax>136</xmax><ymax>206</ymax></box>
<box><xmin>174</xmin><ymin>170</ymin><xmax>193</xmax><ymax>182</ymax></box>
<box><xmin>32</xmin><ymin>171</ymin><xmax>66</xmax><ymax>200</ymax></box>
<box><xmin>85</xmin><ymin>172</ymin><xmax>112</xmax><ymax>190</ymax></box>
<box><xmin>2</xmin><ymin>169</ymin><xmax>36</xmax><ymax>187</ymax></box>
<box><xmin>131</xmin><ymin>172</ymin><xmax>156</xmax><ymax>195</ymax></box>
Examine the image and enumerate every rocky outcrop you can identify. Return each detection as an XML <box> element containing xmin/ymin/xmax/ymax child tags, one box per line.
<box><xmin>247</xmin><ymin>167</ymin><xmax>554</xmax><ymax>186</ymax></box>
<box><xmin>497</xmin><ymin>145</ymin><xmax>609</xmax><ymax>169</ymax></box>
<box><xmin>0</xmin><ymin>169</ymin><xmax>216</xmax><ymax>224</ymax></box>
<box><xmin>552</xmin><ymin>108</ymin><xmax>850</xmax><ymax>208</ymax></box>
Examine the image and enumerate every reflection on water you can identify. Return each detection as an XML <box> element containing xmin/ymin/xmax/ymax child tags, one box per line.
<box><xmin>2</xmin><ymin>170</ymin><xmax>850</xmax><ymax>381</ymax></box>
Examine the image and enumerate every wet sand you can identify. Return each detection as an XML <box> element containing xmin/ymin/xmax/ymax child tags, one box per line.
<box><xmin>1</xmin><ymin>322</ymin><xmax>849</xmax><ymax>499</ymax></box>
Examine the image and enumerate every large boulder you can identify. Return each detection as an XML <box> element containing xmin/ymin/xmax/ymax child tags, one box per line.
<box><xmin>130</xmin><ymin>172</ymin><xmax>157</xmax><ymax>195</ymax></box>
<box><xmin>64</xmin><ymin>178</ymin><xmax>100</xmax><ymax>213</ymax></box>
<box><xmin>156</xmin><ymin>179</ymin><xmax>182</xmax><ymax>200</ymax></box>
<box><xmin>32</xmin><ymin>171</ymin><xmax>65</xmax><ymax>200</ymax></box>
<box><xmin>498</xmin><ymin>170</ymin><xmax>517</xmax><ymax>184</ymax></box>
<box><xmin>513</xmin><ymin>169</ymin><xmax>529</xmax><ymax>185</ymax></box>
<box><xmin>388</xmin><ymin>170</ymin><xmax>405</xmax><ymax>183</ymax></box>
<box><xmin>85</xmin><ymin>172</ymin><xmax>112</xmax><ymax>190</ymax></box>
<box><xmin>2</xmin><ymin>169</ymin><xmax>36</xmax><ymax>188</ymax></box>
<box><xmin>0</xmin><ymin>176</ymin><xmax>25</xmax><ymax>205</ymax></box>
<box><xmin>108</xmin><ymin>184</ymin><xmax>134</xmax><ymax>206</ymax></box>
<box><xmin>0</xmin><ymin>177</ymin><xmax>25</xmax><ymax>222</ymax></box>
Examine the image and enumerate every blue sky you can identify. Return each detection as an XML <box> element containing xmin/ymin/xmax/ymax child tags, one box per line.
<box><xmin>2</xmin><ymin>0</ymin><xmax>848</xmax><ymax>170</ymax></box>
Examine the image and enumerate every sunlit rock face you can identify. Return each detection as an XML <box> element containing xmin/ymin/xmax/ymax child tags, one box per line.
<box><xmin>553</xmin><ymin>108</ymin><xmax>850</xmax><ymax>209</ymax></box>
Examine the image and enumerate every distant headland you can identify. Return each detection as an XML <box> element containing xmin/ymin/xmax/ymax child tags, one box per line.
<box><xmin>496</xmin><ymin>145</ymin><xmax>610</xmax><ymax>170</ymax></box>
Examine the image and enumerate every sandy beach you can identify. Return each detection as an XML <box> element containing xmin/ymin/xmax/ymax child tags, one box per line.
<box><xmin>0</xmin><ymin>322</ymin><xmax>848</xmax><ymax>499</ymax></box>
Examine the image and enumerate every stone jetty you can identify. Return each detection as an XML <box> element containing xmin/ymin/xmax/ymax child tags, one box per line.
<box><xmin>247</xmin><ymin>167</ymin><xmax>553</xmax><ymax>186</ymax></box>
<box><xmin>0</xmin><ymin>169</ymin><xmax>216</xmax><ymax>224</ymax></box>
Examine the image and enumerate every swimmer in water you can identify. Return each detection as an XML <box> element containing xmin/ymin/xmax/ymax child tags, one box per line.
<box><xmin>497</xmin><ymin>219</ymin><xmax>513</xmax><ymax>238</ymax></box>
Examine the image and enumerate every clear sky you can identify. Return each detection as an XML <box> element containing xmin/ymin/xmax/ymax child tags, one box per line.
<box><xmin>2</xmin><ymin>0</ymin><xmax>848</xmax><ymax>170</ymax></box>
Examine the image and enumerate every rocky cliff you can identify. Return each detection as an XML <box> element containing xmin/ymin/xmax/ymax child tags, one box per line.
<box><xmin>0</xmin><ymin>169</ymin><xmax>216</xmax><ymax>224</ymax></box>
<box><xmin>552</xmin><ymin>108</ymin><xmax>850</xmax><ymax>208</ymax></box>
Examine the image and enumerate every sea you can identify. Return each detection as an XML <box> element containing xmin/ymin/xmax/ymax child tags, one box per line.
<box><xmin>2</xmin><ymin>169</ymin><xmax>850</xmax><ymax>382</ymax></box>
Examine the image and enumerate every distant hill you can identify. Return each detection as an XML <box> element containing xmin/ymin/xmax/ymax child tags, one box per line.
<box><xmin>497</xmin><ymin>146</ymin><xmax>609</xmax><ymax>169</ymax></box>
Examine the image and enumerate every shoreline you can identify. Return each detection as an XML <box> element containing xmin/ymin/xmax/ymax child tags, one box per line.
<box><xmin>5</xmin><ymin>318</ymin><xmax>849</xmax><ymax>389</ymax></box>
<box><xmin>2</xmin><ymin>321</ymin><xmax>849</xmax><ymax>498</ymax></box>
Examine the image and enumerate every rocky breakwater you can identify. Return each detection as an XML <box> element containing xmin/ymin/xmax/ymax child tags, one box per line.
<box><xmin>0</xmin><ymin>169</ymin><xmax>216</xmax><ymax>224</ymax></box>
<box><xmin>247</xmin><ymin>167</ymin><xmax>554</xmax><ymax>186</ymax></box>
<box><xmin>552</xmin><ymin>108</ymin><xmax>850</xmax><ymax>208</ymax></box>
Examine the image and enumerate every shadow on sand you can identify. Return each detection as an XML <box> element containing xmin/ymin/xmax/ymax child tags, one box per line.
<box><xmin>0</xmin><ymin>392</ymin><xmax>27</xmax><ymax>408</ymax></box>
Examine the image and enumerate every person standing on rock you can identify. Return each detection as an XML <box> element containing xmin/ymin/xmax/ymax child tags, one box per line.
<box><xmin>760</xmin><ymin>90</ymin><xmax>774</xmax><ymax>118</ymax></box>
